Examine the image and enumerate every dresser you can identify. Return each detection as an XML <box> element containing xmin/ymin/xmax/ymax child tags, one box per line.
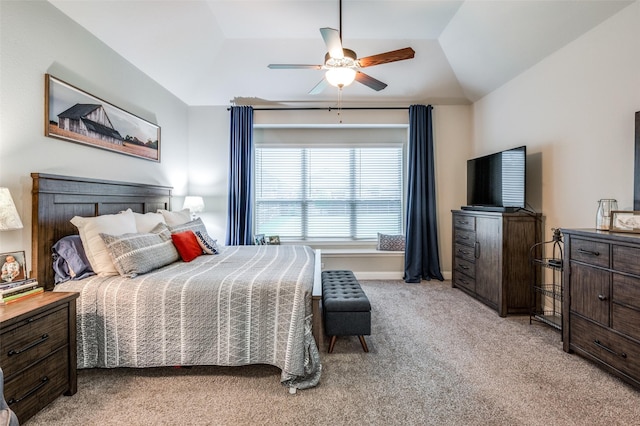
<box><xmin>452</xmin><ymin>210</ymin><xmax>541</xmax><ymax>316</ymax></box>
<box><xmin>0</xmin><ymin>291</ymin><xmax>78</xmax><ymax>423</ymax></box>
<box><xmin>562</xmin><ymin>229</ymin><xmax>640</xmax><ymax>389</ymax></box>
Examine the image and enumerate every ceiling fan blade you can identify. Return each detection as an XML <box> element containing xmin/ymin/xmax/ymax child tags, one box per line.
<box><xmin>357</xmin><ymin>47</ymin><xmax>415</xmax><ymax>68</ymax></box>
<box><xmin>320</xmin><ymin>27</ymin><xmax>343</xmax><ymax>59</ymax></box>
<box><xmin>355</xmin><ymin>72</ymin><xmax>387</xmax><ymax>91</ymax></box>
<box><xmin>268</xmin><ymin>64</ymin><xmax>323</xmax><ymax>70</ymax></box>
<box><xmin>309</xmin><ymin>78</ymin><xmax>329</xmax><ymax>95</ymax></box>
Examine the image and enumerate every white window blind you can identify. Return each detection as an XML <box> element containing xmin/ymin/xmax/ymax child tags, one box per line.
<box><xmin>255</xmin><ymin>146</ymin><xmax>404</xmax><ymax>240</ymax></box>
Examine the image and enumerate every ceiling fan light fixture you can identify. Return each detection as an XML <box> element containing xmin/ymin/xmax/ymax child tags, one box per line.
<box><xmin>325</xmin><ymin>67</ymin><xmax>356</xmax><ymax>88</ymax></box>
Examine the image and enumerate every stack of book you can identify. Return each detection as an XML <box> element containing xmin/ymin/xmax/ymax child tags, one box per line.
<box><xmin>0</xmin><ymin>278</ymin><xmax>42</xmax><ymax>305</ymax></box>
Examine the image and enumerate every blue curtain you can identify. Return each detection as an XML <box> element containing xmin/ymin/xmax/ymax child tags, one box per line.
<box><xmin>225</xmin><ymin>106</ymin><xmax>254</xmax><ymax>245</ymax></box>
<box><xmin>404</xmin><ymin>105</ymin><xmax>444</xmax><ymax>283</ymax></box>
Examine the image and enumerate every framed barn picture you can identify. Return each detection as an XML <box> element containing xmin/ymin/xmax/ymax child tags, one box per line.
<box><xmin>45</xmin><ymin>74</ymin><xmax>161</xmax><ymax>162</ymax></box>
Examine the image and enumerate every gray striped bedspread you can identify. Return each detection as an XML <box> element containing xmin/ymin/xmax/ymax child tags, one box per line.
<box><xmin>54</xmin><ymin>245</ymin><xmax>321</xmax><ymax>389</ymax></box>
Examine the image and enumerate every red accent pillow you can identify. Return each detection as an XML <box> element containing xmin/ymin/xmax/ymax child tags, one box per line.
<box><xmin>171</xmin><ymin>231</ymin><xmax>202</xmax><ymax>262</ymax></box>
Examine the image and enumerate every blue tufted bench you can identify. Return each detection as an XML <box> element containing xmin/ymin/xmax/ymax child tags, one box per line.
<box><xmin>322</xmin><ymin>270</ymin><xmax>371</xmax><ymax>353</ymax></box>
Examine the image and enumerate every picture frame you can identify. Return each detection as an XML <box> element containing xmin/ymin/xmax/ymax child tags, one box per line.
<box><xmin>254</xmin><ymin>234</ymin><xmax>266</xmax><ymax>245</ymax></box>
<box><xmin>610</xmin><ymin>210</ymin><xmax>640</xmax><ymax>233</ymax></box>
<box><xmin>268</xmin><ymin>235</ymin><xmax>281</xmax><ymax>245</ymax></box>
<box><xmin>45</xmin><ymin>74</ymin><xmax>161</xmax><ymax>162</ymax></box>
<box><xmin>0</xmin><ymin>250</ymin><xmax>27</xmax><ymax>283</ymax></box>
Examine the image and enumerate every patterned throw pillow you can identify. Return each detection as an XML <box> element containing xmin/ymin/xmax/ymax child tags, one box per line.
<box><xmin>194</xmin><ymin>230</ymin><xmax>219</xmax><ymax>254</ymax></box>
<box><xmin>377</xmin><ymin>233</ymin><xmax>405</xmax><ymax>251</ymax></box>
<box><xmin>100</xmin><ymin>223</ymin><xmax>179</xmax><ymax>278</ymax></box>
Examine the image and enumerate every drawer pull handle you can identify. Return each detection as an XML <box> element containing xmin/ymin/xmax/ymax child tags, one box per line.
<box><xmin>7</xmin><ymin>376</ymin><xmax>49</xmax><ymax>406</ymax></box>
<box><xmin>597</xmin><ymin>294</ymin><xmax>608</xmax><ymax>301</ymax></box>
<box><xmin>457</xmin><ymin>249</ymin><xmax>469</xmax><ymax>255</ymax></box>
<box><xmin>7</xmin><ymin>333</ymin><xmax>49</xmax><ymax>356</ymax></box>
<box><xmin>594</xmin><ymin>339</ymin><xmax>627</xmax><ymax>359</ymax></box>
<box><xmin>458</xmin><ymin>236</ymin><xmax>469</xmax><ymax>240</ymax></box>
<box><xmin>578</xmin><ymin>248</ymin><xmax>600</xmax><ymax>256</ymax></box>
<box><xmin>460</xmin><ymin>265</ymin><xmax>469</xmax><ymax>270</ymax></box>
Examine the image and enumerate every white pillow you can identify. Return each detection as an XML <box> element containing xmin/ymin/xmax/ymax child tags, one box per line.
<box><xmin>157</xmin><ymin>208</ymin><xmax>191</xmax><ymax>226</ymax></box>
<box><xmin>133</xmin><ymin>211</ymin><xmax>166</xmax><ymax>233</ymax></box>
<box><xmin>70</xmin><ymin>209</ymin><xmax>137</xmax><ymax>276</ymax></box>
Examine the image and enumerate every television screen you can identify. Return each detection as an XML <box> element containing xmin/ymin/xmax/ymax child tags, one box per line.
<box><xmin>466</xmin><ymin>146</ymin><xmax>526</xmax><ymax>211</ymax></box>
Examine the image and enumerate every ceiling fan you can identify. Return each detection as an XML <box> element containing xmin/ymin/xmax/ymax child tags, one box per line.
<box><xmin>267</xmin><ymin>0</ymin><xmax>415</xmax><ymax>94</ymax></box>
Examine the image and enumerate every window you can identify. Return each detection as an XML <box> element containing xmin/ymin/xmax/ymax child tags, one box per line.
<box><xmin>255</xmin><ymin>146</ymin><xmax>404</xmax><ymax>240</ymax></box>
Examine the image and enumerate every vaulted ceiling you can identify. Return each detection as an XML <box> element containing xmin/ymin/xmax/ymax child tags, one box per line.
<box><xmin>48</xmin><ymin>0</ymin><xmax>633</xmax><ymax>107</ymax></box>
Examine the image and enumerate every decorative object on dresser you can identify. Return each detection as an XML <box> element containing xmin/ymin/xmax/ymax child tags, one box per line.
<box><xmin>0</xmin><ymin>291</ymin><xmax>79</xmax><ymax>423</ymax></box>
<box><xmin>452</xmin><ymin>210</ymin><xmax>542</xmax><ymax>317</ymax></box>
<box><xmin>595</xmin><ymin>199</ymin><xmax>618</xmax><ymax>230</ymax></box>
<box><xmin>609</xmin><ymin>210</ymin><xmax>640</xmax><ymax>233</ymax></box>
<box><xmin>529</xmin><ymin>228</ymin><xmax>563</xmax><ymax>332</ymax></box>
<box><xmin>562</xmin><ymin>229</ymin><xmax>640</xmax><ymax>389</ymax></box>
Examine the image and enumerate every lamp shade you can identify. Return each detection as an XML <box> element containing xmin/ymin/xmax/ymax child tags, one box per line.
<box><xmin>0</xmin><ymin>187</ymin><xmax>24</xmax><ymax>231</ymax></box>
<box><xmin>325</xmin><ymin>67</ymin><xmax>356</xmax><ymax>88</ymax></box>
<box><xmin>183</xmin><ymin>196</ymin><xmax>205</xmax><ymax>213</ymax></box>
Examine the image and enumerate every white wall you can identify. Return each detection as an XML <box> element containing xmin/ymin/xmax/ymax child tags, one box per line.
<box><xmin>472</xmin><ymin>2</ymin><xmax>640</xmax><ymax>242</ymax></box>
<box><xmin>0</xmin><ymin>1</ymin><xmax>190</xmax><ymax>273</ymax></box>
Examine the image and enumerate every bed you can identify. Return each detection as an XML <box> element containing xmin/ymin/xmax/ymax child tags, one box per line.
<box><xmin>31</xmin><ymin>173</ymin><xmax>322</xmax><ymax>390</ymax></box>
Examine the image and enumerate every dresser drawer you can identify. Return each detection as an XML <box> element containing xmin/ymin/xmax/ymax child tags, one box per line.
<box><xmin>613</xmin><ymin>245</ymin><xmax>640</xmax><ymax>276</ymax></box>
<box><xmin>4</xmin><ymin>347</ymin><xmax>70</xmax><ymax>422</ymax></box>
<box><xmin>454</xmin><ymin>243</ymin><xmax>475</xmax><ymax>263</ymax></box>
<box><xmin>612</xmin><ymin>303</ymin><xmax>640</xmax><ymax>342</ymax></box>
<box><xmin>454</xmin><ymin>272</ymin><xmax>475</xmax><ymax>293</ymax></box>
<box><xmin>454</xmin><ymin>256</ymin><xmax>476</xmax><ymax>279</ymax></box>
<box><xmin>0</xmin><ymin>304</ymin><xmax>69</xmax><ymax>379</ymax></box>
<box><xmin>570</xmin><ymin>238</ymin><xmax>610</xmax><ymax>268</ymax></box>
<box><xmin>453</xmin><ymin>214</ymin><xmax>475</xmax><ymax>231</ymax></box>
<box><xmin>454</xmin><ymin>229</ymin><xmax>476</xmax><ymax>247</ymax></box>
<box><xmin>570</xmin><ymin>314</ymin><xmax>640</xmax><ymax>382</ymax></box>
<box><xmin>613</xmin><ymin>273</ymin><xmax>640</xmax><ymax>310</ymax></box>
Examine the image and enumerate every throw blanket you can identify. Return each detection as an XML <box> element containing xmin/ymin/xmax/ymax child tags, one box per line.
<box><xmin>54</xmin><ymin>245</ymin><xmax>321</xmax><ymax>389</ymax></box>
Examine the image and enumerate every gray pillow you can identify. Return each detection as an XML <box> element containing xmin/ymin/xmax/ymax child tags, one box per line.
<box><xmin>377</xmin><ymin>233</ymin><xmax>405</xmax><ymax>251</ymax></box>
<box><xmin>100</xmin><ymin>223</ymin><xmax>179</xmax><ymax>278</ymax></box>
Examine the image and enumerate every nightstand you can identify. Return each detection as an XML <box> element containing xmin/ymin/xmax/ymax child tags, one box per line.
<box><xmin>0</xmin><ymin>291</ymin><xmax>79</xmax><ymax>423</ymax></box>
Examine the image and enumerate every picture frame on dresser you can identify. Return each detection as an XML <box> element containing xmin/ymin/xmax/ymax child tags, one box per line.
<box><xmin>610</xmin><ymin>210</ymin><xmax>640</xmax><ymax>233</ymax></box>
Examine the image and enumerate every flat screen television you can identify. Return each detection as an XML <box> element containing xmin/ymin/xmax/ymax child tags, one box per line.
<box><xmin>464</xmin><ymin>146</ymin><xmax>526</xmax><ymax>212</ymax></box>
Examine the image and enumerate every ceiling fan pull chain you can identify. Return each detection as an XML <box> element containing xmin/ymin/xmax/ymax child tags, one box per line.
<box><xmin>337</xmin><ymin>87</ymin><xmax>343</xmax><ymax>124</ymax></box>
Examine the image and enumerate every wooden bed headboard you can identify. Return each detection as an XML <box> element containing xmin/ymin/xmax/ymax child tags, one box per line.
<box><xmin>31</xmin><ymin>173</ymin><xmax>173</xmax><ymax>290</ymax></box>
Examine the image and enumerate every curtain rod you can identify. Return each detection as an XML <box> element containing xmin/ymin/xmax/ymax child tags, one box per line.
<box><xmin>227</xmin><ymin>106</ymin><xmax>411</xmax><ymax>111</ymax></box>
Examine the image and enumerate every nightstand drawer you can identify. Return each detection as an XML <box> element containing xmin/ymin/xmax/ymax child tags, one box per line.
<box><xmin>0</xmin><ymin>304</ymin><xmax>69</xmax><ymax>379</ymax></box>
<box><xmin>4</xmin><ymin>347</ymin><xmax>70</xmax><ymax>422</ymax></box>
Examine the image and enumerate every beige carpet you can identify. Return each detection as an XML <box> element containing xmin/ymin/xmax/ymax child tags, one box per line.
<box><xmin>26</xmin><ymin>280</ymin><xmax>640</xmax><ymax>425</ymax></box>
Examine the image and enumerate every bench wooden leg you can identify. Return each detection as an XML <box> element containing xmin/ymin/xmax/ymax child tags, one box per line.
<box><xmin>328</xmin><ymin>336</ymin><xmax>337</xmax><ymax>353</ymax></box>
<box><xmin>358</xmin><ymin>335</ymin><xmax>369</xmax><ymax>352</ymax></box>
